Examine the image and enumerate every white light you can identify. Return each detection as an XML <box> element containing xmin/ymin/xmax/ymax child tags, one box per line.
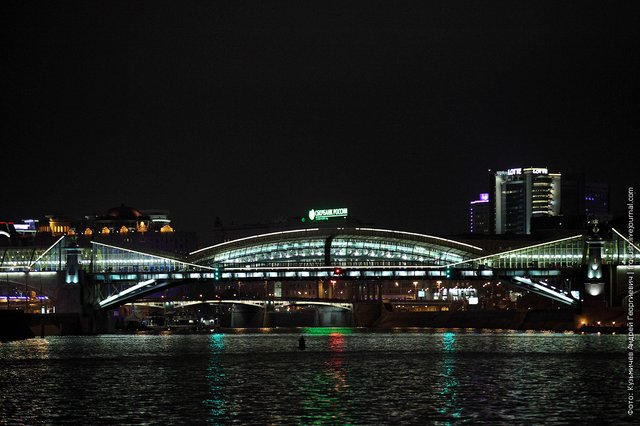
<box><xmin>92</xmin><ymin>241</ymin><xmax>213</xmax><ymax>271</ymax></box>
<box><xmin>447</xmin><ymin>234</ymin><xmax>584</xmax><ymax>268</ymax></box>
<box><xmin>612</xmin><ymin>229</ymin><xmax>640</xmax><ymax>252</ymax></box>
<box><xmin>29</xmin><ymin>235</ymin><xmax>65</xmax><ymax>269</ymax></box>
<box><xmin>189</xmin><ymin>228</ymin><xmax>321</xmax><ymax>255</ymax></box>
<box><xmin>99</xmin><ymin>279</ymin><xmax>156</xmax><ymax>307</ymax></box>
<box><xmin>355</xmin><ymin>228</ymin><xmax>483</xmax><ymax>251</ymax></box>
<box><xmin>513</xmin><ymin>277</ymin><xmax>575</xmax><ymax>304</ymax></box>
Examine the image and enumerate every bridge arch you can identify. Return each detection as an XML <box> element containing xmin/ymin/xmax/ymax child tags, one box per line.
<box><xmin>189</xmin><ymin>227</ymin><xmax>483</xmax><ymax>269</ymax></box>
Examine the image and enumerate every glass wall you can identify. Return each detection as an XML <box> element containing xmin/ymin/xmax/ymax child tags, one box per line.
<box><xmin>331</xmin><ymin>236</ymin><xmax>467</xmax><ymax>266</ymax></box>
<box><xmin>468</xmin><ymin>235</ymin><xmax>585</xmax><ymax>269</ymax></box>
<box><xmin>210</xmin><ymin>238</ymin><xmax>326</xmax><ymax>268</ymax></box>
<box><xmin>91</xmin><ymin>243</ymin><xmax>198</xmax><ymax>273</ymax></box>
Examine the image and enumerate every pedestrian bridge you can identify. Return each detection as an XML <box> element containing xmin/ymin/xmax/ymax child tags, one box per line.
<box><xmin>2</xmin><ymin>226</ymin><xmax>638</xmax><ymax>309</ymax></box>
<box><xmin>131</xmin><ymin>299</ymin><xmax>353</xmax><ymax>311</ymax></box>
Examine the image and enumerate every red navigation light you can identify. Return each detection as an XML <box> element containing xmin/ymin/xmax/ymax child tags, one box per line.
<box><xmin>334</xmin><ymin>267</ymin><xmax>342</xmax><ymax>275</ymax></box>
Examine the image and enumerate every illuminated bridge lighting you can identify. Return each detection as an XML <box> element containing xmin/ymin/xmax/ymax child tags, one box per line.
<box><xmin>2</xmin><ymin>225</ymin><xmax>637</xmax><ymax>309</ymax></box>
<box><xmin>99</xmin><ymin>279</ymin><xmax>157</xmax><ymax>307</ymax></box>
<box><xmin>29</xmin><ymin>235</ymin><xmax>65</xmax><ymax>269</ymax></box>
<box><xmin>512</xmin><ymin>276</ymin><xmax>577</xmax><ymax>306</ymax></box>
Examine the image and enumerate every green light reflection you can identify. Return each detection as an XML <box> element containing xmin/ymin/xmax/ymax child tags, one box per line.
<box><xmin>204</xmin><ymin>334</ymin><xmax>227</xmax><ymax>423</ymax></box>
<box><xmin>437</xmin><ymin>332</ymin><xmax>462</xmax><ymax>423</ymax></box>
<box><xmin>300</xmin><ymin>332</ymin><xmax>353</xmax><ymax>424</ymax></box>
<box><xmin>302</xmin><ymin>327</ymin><xmax>354</xmax><ymax>336</ymax></box>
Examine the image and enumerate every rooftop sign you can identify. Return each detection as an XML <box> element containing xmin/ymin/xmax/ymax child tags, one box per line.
<box><xmin>525</xmin><ymin>167</ymin><xmax>548</xmax><ymax>174</ymax></box>
<box><xmin>471</xmin><ymin>193</ymin><xmax>489</xmax><ymax>204</ymax></box>
<box><xmin>307</xmin><ymin>207</ymin><xmax>348</xmax><ymax>221</ymax></box>
<box><xmin>508</xmin><ymin>167</ymin><xmax>548</xmax><ymax>175</ymax></box>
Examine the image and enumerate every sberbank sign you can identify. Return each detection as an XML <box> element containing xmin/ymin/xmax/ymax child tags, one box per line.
<box><xmin>308</xmin><ymin>207</ymin><xmax>348</xmax><ymax>221</ymax></box>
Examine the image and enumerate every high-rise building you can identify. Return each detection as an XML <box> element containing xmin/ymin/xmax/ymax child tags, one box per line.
<box><xmin>469</xmin><ymin>193</ymin><xmax>490</xmax><ymax>234</ymax></box>
<box><xmin>494</xmin><ymin>167</ymin><xmax>561</xmax><ymax>235</ymax></box>
<box><xmin>561</xmin><ymin>173</ymin><xmax>610</xmax><ymax>222</ymax></box>
<box><xmin>584</xmin><ymin>182</ymin><xmax>610</xmax><ymax>220</ymax></box>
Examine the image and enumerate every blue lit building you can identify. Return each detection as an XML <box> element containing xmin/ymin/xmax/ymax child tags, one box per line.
<box><xmin>469</xmin><ymin>193</ymin><xmax>490</xmax><ymax>234</ymax></box>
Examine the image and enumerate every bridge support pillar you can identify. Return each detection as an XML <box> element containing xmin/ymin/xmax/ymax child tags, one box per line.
<box><xmin>262</xmin><ymin>301</ymin><xmax>275</xmax><ymax>327</ymax></box>
<box><xmin>584</xmin><ymin>220</ymin><xmax>607</xmax><ymax>304</ymax></box>
<box><xmin>228</xmin><ymin>304</ymin><xmax>264</xmax><ymax>328</ymax></box>
<box><xmin>230</xmin><ymin>304</ymin><xmax>237</xmax><ymax>328</ymax></box>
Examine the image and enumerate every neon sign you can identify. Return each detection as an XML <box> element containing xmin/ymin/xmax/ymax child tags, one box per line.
<box><xmin>526</xmin><ymin>168</ymin><xmax>548</xmax><ymax>174</ymax></box>
<box><xmin>508</xmin><ymin>167</ymin><xmax>548</xmax><ymax>175</ymax></box>
<box><xmin>308</xmin><ymin>208</ymin><xmax>348</xmax><ymax>221</ymax></box>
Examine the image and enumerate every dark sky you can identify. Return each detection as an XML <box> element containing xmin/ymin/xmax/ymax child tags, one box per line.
<box><xmin>2</xmin><ymin>1</ymin><xmax>638</xmax><ymax>243</ymax></box>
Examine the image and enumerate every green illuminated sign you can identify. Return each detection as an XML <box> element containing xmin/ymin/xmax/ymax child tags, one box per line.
<box><xmin>308</xmin><ymin>207</ymin><xmax>348</xmax><ymax>221</ymax></box>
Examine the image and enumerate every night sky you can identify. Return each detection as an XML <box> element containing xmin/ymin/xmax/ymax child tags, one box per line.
<box><xmin>2</xmin><ymin>1</ymin><xmax>638</xmax><ymax>243</ymax></box>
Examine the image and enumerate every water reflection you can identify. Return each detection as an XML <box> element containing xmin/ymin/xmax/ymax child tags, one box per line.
<box><xmin>326</xmin><ymin>333</ymin><xmax>348</xmax><ymax>394</ymax></box>
<box><xmin>301</xmin><ymin>332</ymin><xmax>353</xmax><ymax>424</ymax></box>
<box><xmin>204</xmin><ymin>334</ymin><xmax>227</xmax><ymax>422</ymax></box>
<box><xmin>0</xmin><ymin>332</ymin><xmax>631</xmax><ymax>424</ymax></box>
<box><xmin>436</xmin><ymin>332</ymin><xmax>462</xmax><ymax>423</ymax></box>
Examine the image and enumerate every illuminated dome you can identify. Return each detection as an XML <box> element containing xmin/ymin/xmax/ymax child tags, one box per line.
<box><xmin>106</xmin><ymin>204</ymin><xmax>144</xmax><ymax>220</ymax></box>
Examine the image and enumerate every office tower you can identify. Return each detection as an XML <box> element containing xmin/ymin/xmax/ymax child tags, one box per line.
<box><xmin>494</xmin><ymin>167</ymin><xmax>561</xmax><ymax>234</ymax></box>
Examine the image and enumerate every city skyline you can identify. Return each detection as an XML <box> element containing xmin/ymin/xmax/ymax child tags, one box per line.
<box><xmin>0</xmin><ymin>164</ymin><xmax>626</xmax><ymax>251</ymax></box>
<box><xmin>3</xmin><ymin>1</ymin><xmax>638</xmax><ymax>238</ymax></box>
<box><xmin>2</xmin><ymin>4</ymin><xmax>637</xmax><ymax>422</ymax></box>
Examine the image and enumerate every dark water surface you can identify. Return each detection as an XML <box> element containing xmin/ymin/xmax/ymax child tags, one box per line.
<box><xmin>0</xmin><ymin>329</ymin><xmax>634</xmax><ymax>425</ymax></box>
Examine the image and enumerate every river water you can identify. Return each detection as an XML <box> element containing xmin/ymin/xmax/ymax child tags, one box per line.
<box><xmin>0</xmin><ymin>329</ymin><xmax>634</xmax><ymax>425</ymax></box>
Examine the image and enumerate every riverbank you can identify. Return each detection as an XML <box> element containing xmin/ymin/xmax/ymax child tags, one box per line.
<box><xmin>0</xmin><ymin>311</ymin><xmax>34</xmax><ymax>341</ymax></box>
<box><xmin>1</xmin><ymin>306</ymin><xmax>630</xmax><ymax>341</ymax></box>
<box><xmin>0</xmin><ymin>311</ymin><xmax>87</xmax><ymax>341</ymax></box>
<box><xmin>372</xmin><ymin>307</ymin><xmax>579</xmax><ymax>331</ymax></box>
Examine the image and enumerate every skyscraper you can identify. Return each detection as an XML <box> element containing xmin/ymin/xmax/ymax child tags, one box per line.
<box><xmin>494</xmin><ymin>167</ymin><xmax>561</xmax><ymax>234</ymax></box>
<box><xmin>561</xmin><ymin>173</ymin><xmax>610</xmax><ymax>222</ymax></box>
<box><xmin>469</xmin><ymin>193</ymin><xmax>490</xmax><ymax>234</ymax></box>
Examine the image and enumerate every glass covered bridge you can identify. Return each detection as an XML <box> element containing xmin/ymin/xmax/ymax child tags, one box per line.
<box><xmin>190</xmin><ymin>227</ymin><xmax>484</xmax><ymax>271</ymax></box>
<box><xmin>2</xmin><ymin>227</ymin><xmax>638</xmax><ymax>309</ymax></box>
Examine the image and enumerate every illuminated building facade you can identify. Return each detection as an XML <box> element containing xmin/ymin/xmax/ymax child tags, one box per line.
<box><xmin>78</xmin><ymin>205</ymin><xmax>195</xmax><ymax>254</ymax></box>
<box><xmin>494</xmin><ymin>167</ymin><xmax>561</xmax><ymax>235</ymax></box>
<box><xmin>38</xmin><ymin>216</ymin><xmax>72</xmax><ymax>236</ymax></box>
<box><xmin>469</xmin><ymin>193</ymin><xmax>490</xmax><ymax>234</ymax></box>
<box><xmin>2</xmin><ymin>205</ymin><xmax>196</xmax><ymax>254</ymax></box>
